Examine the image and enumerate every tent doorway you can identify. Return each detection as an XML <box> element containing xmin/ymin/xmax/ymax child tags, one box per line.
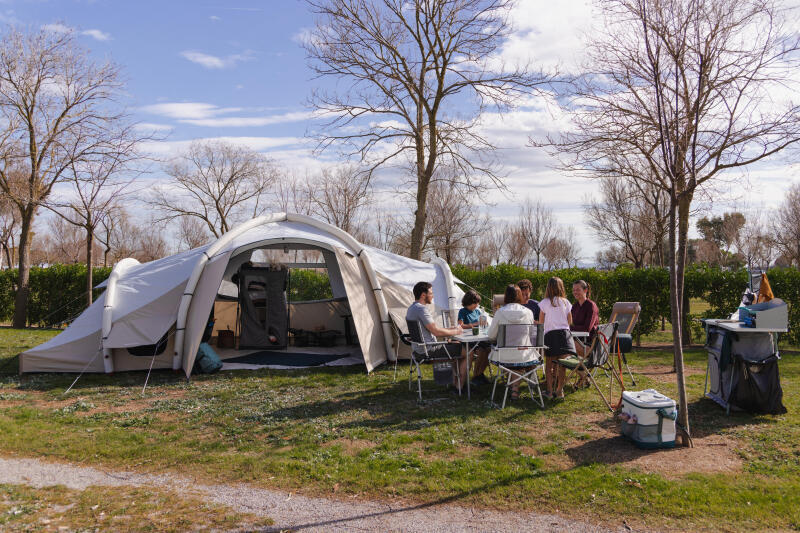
<box><xmin>210</xmin><ymin>241</ymin><xmax>360</xmax><ymax>362</ymax></box>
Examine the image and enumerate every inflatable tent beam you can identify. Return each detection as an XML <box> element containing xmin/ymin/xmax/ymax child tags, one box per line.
<box><xmin>431</xmin><ymin>256</ymin><xmax>457</xmax><ymax>313</ymax></box>
<box><xmin>101</xmin><ymin>257</ymin><xmax>140</xmax><ymax>373</ymax></box>
<box><xmin>172</xmin><ymin>213</ymin><xmax>397</xmax><ymax>371</ymax></box>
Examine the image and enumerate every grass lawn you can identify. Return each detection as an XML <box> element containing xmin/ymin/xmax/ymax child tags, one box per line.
<box><xmin>1</xmin><ymin>328</ymin><xmax>798</xmax><ymax>532</ymax></box>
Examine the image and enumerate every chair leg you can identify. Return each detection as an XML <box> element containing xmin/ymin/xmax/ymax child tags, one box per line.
<box><xmin>416</xmin><ymin>361</ymin><xmax>424</xmax><ymax>402</ymax></box>
<box><xmin>622</xmin><ymin>354</ymin><xmax>637</xmax><ymax>385</ymax></box>
<box><xmin>531</xmin><ymin>367</ymin><xmax>544</xmax><ymax>408</ymax></box>
<box><xmin>393</xmin><ymin>356</ymin><xmax>399</xmax><ymax>382</ymax></box>
<box><xmin>408</xmin><ymin>358</ymin><xmax>414</xmax><ymax>391</ymax></box>
<box><xmin>490</xmin><ymin>367</ymin><xmax>500</xmax><ymax>406</ymax></box>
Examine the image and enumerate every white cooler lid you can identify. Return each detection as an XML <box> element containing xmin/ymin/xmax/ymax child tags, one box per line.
<box><xmin>622</xmin><ymin>389</ymin><xmax>676</xmax><ymax>409</ymax></box>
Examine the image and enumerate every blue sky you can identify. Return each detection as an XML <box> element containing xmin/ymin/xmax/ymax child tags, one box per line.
<box><xmin>5</xmin><ymin>0</ymin><xmax>799</xmax><ymax>262</ymax></box>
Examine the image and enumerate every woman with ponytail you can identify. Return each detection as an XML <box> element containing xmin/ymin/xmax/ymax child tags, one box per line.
<box><xmin>571</xmin><ymin>279</ymin><xmax>599</xmax><ymax>387</ymax></box>
<box><xmin>538</xmin><ymin>277</ymin><xmax>575</xmax><ymax>399</ymax></box>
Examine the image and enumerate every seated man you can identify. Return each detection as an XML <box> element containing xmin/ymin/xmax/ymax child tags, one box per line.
<box><xmin>406</xmin><ymin>281</ymin><xmax>465</xmax><ymax>391</ymax></box>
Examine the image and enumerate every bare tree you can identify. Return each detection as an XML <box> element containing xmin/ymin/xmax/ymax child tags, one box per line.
<box><xmin>35</xmin><ymin>217</ymin><xmax>84</xmax><ymax>265</ymax></box>
<box><xmin>272</xmin><ymin>170</ymin><xmax>312</xmax><ymax>215</ymax></box>
<box><xmin>304</xmin><ymin>0</ymin><xmax>551</xmax><ymax>259</ymax></box>
<box><xmin>503</xmin><ymin>224</ymin><xmax>528</xmax><ymax>266</ymax></box>
<box><xmin>471</xmin><ymin>222</ymin><xmax>507</xmax><ymax>268</ymax></box>
<box><xmin>538</xmin><ymin>0</ymin><xmax>800</xmax><ymax>443</ymax></box>
<box><xmin>518</xmin><ymin>198</ymin><xmax>555</xmax><ymax>270</ymax></box>
<box><xmin>736</xmin><ymin>213</ymin><xmax>775</xmax><ymax>269</ymax></box>
<box><xmin>176</xmin><ymin>216</ymin><xmax>210</xmax><ymax>251</ymax></box>
<box><xmin>0</xmin><ymin>27</ymin><xmax>134</xmax><ymax>327</ymax></box>
<box><xmin>545</xmin><ymin>227</ymin><xmax>580</xmax><ymax>269</ymax></box>
<box><xmin>587</xmin><ymin>177</ymin><xmax>669</xmax><ymax>268</ymax></box>
<box><xmin>423</xmin><ymin>182</ymin><xmax>488</xmax><ymax>264</ymax></box>
<box><xmin>150</xmin><ymin>140</ymin><xmax>278</xmax><ymax>237</ymax></box>
<box><xmin>96</xmin><ymin>203</ymin><xmax>123</xmax><ymax>267</ymax></box>
<box><xmin>307</xmin><ymin>164</ymin><xmax>373</xmax><ymax>234</ymax></box>
<box><xmin>773</xmin><ymin>182</ymin><xmax>800</xmax><ymax>267</ymax></box>
<box><xmin>0</xmin><ymin>191</ymin><xmax>18</xmax><ymax>269</ymax></box>
<box><xmin>47</xmin><ymin>146</ymin><xmax>139</xmax><ymax>306</ymax></box>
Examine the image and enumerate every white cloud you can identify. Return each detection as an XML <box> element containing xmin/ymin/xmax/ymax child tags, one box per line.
<box><xmin>183</xmin><ymin>111</ymin><xmax>314</xmax><ymax>127</ymax></box>
<box><xmin>179</xmin><ymin>50</ymin><xmax>254</xmax><ymax>69</ymax></box>
<box><xmin>41</xmin><ymin>23</ymin><xmax>112</xmax><ymax>41</ymax></box>
<box><xmin>209</xmin><ymin>15</ymin><xmax>221</xmax><ymax>21</ymax></box>
<box><xmin>42</xmin><ymin>23</ymin><xmax>71</xmax><ymax>34</ymax></box>
<box><xmin>492</xmin><ymin>0</ymin><xmax>599</xmax><ymax>75</ymax></box>
<box><xmin>134</xmin><ymin>122</ymin><xmax>174</xmax><ymax>132</ymax></box>
<box><xmin>141</xmin><ymin>102</ymin><xmax>242</xmax><ymax>120</ymax></box>
<box><xmin>81</xmin><ymin>29</ymin><xmax>111</xmax><ymax>41</ymax></box>
<box><xmin>139</xmin><ymin>136</ymin><xmax>306</xmax><ymax>156</ymax></box>
<box><xmin>141</xmin><ymin>102</ymin><xmax>313</xmax><ymax>128</ymax></box>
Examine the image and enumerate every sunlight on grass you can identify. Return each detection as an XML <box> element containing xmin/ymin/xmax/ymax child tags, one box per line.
<box><xmin>1</xmin><ymin>327</ymin><xmax>798</xmax><ymax>531</ymax></box>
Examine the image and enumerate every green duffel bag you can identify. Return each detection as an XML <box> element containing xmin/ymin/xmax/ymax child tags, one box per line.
<box><xmin>194</xmin><ymin>342</ymin><xmax>223</xmax><ymax>374</ymax></box>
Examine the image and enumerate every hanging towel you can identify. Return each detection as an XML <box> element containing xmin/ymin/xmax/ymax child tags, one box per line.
<box><xmin>757</xmin><ymin>273</ymin><xmax>774</xmax><ymax>303</ymax></box>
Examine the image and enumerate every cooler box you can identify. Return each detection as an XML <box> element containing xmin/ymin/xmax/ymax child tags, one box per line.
<box><xmin>620</xmin><ymin>389</ymin><xmax>677</xmax><ymax>449</ymax></box>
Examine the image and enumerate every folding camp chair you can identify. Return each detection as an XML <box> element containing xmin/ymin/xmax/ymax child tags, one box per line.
<box><xmin>609</xmin><ymin>302</ymin><xmax>641</xmax><ymax>385</ymax></box>
<box><xmin>489</xmin><ymin>323</ymin><xmax>545</xmax><ymax>409</ymax></box>
<box><xmin>557</xmin><ymin>322</ymin><xmax>625</xmax><ymax>411</ymax></box>
<box><xmin>406</xmin><ymin>319</ymin><xmax>464</xmax><ymax>402</ymax></box>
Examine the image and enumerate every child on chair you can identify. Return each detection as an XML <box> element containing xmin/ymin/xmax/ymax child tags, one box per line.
<box><xmin>458</xmin><ymin>290</ymin><xmax>491</xmax><ymax>386</ymax></box>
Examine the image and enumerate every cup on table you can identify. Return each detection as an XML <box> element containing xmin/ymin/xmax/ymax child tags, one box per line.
<box><xmin>472</xmin><ymin>326</ymin><xmax>479</xmax><ymax>335</ymax></box>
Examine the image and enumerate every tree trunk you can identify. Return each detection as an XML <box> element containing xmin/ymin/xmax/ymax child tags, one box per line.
<box><xmin>409</xmin><ymin>172</ymin><xmax>430</xmax><ymax>260</ymax></box>
<box><xmin>86</xmin><ymin>225</ymin><xmax>94</xmax><ymax>307</ymax></box>
<box><xmin>677</xmin><ymin>193</ymin><xmax>692</xmax><ymax>346</ymax></box>
<box><xmin>12</xmin><ymin>211</ymin><xmax>33</xmax><ymax>328</ymax></box>
<box><xmin>669</xmin><ymin>194</ymin><xmax>691</xmax><ymax>446</ymax></box>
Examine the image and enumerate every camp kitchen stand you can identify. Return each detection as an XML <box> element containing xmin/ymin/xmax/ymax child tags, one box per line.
<box><xmin>703</xmin><ymin>309</ymin><xmax>788</xmax><ymax>415</ymax></box>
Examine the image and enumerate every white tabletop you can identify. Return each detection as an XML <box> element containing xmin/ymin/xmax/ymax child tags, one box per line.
<box><xmin>454</xmin><ymin>332</ymin><xmax>490</xmax><ymax>342</ymax></box>
<box><xmin>704</xmin><ymin>318</ymin><xmax>787</xmax><ymax>334</ymax></box>
<box><xmin>572</xmin><ymin>331</ymin><xmax>589</xmax><ymax>338</ymax></box>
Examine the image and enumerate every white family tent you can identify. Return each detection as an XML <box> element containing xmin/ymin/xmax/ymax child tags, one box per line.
<box><xmin>21</xmin><ymin>213</ymin><xmax>464</xmax><ymax>376</ymax></box>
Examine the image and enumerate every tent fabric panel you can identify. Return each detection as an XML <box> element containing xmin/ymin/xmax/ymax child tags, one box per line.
<box><xmin>21</xmin><ymin>333</ymin><xmax>103</xmax><ymax>373</ymax></box>
<box><xmin>111</xmin><ymin>332</ymin><xmax>175</xmax><ymax>372</ymax></box>
<box><xmin>335</xmin><ymin>247</ymin><xmax>386</xmax><ymax>372</ymax></box>
<box><xmin>21</xmin><ymin>331</ymin><xmax>104</xmax><ymax>373</ymax></box>
<box><xmin>321</xmin><ymin>248</ymin><xmax>347</xmax><ymax>299</ymax></box>
<box><xmin>365</xmin><ymin>246</ymin><xmax>463</xmax><ymax>309</ymax></box>
<box><xmin>182</xmin><ymin>252</ymin><xmax>232</xmax><ymax>376</ymax></box>
<box><xmin>22</xmin><ymin>294</ymin><xmax>105</xmax><ymax>356</ymax></box>
<box><xmin>104</xmin><ymin>284</ymin><xmax>185</xmax><ymax>348</ymax></box>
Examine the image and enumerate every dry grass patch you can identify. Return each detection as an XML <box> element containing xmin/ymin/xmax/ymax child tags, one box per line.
<box><xmin>564</xmin><ymin>433</ymin><xmax>743</xmax><ymax>479</ymax></box>
<box><xmin>0</xmin><ymin>482</ymin><xmax>272</xmax><ymax>532</ymax></box>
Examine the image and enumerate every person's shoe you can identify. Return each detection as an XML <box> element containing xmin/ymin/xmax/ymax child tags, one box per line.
<box><xmin>542</xmin><ymin>390</ymin><xmax>553</xmax><ymax>400</ymax></box>
<box><xmin>556</xmin><ymin>390</ymin><xmax>565</xmax><ymax>399</ymax></box>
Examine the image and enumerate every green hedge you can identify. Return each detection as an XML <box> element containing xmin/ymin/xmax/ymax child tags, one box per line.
<box><xmin>451</xmin><ymin>264</ymin><xmax>800</xmax><ymax>345</ymax></box>
<box><xmin>287</xmin><ymin>269</ymin><xmax>333</xmax><ymax>302</ymax></box>
<box><xmin>0</xmin><ymin>265</ymin><xmax>111</xmax><ymax>327</ymax></box>
<box><xmin>2</xmin><ymin>263</ymin><xmax>797</xmax><ymax>345</ymax></box>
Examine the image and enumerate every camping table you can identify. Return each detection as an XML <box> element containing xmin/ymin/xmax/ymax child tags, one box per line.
<box><xmin>454</xmin><ymin>330</ymin><xmax>490</xmax><ymax>399</ymax></box>
<box><xmin>702</xmin><ymin>319</ymin><xmax>788</xmax><ymax>414</ymax></box>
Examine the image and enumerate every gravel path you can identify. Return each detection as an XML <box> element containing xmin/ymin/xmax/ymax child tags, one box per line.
<box><xmin>0</xmin><ymin>456</ymin><xmax>632</xmax><ymax>532</ymax></box>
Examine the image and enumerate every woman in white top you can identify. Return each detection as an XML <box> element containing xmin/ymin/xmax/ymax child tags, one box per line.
<box><xmin>538</xmin><ymin>277</ymin><xmax>575</xmax><ymax>399</ymax></box>
<box><xmin>487</xmin><ymin>284</ymin><xmax>536</xmax><ymax>400</ymax></box>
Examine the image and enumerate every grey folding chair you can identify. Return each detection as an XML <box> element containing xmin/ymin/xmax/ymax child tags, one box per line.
<box><xmin>489</xmin><ymin>323</ymin><xmax>545</xmax><ymax>409</ymax></box>
<box><xmin>406</xmin><ymin>319</ymin><xmax>463</xmax><ymax>402</ymax></box>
